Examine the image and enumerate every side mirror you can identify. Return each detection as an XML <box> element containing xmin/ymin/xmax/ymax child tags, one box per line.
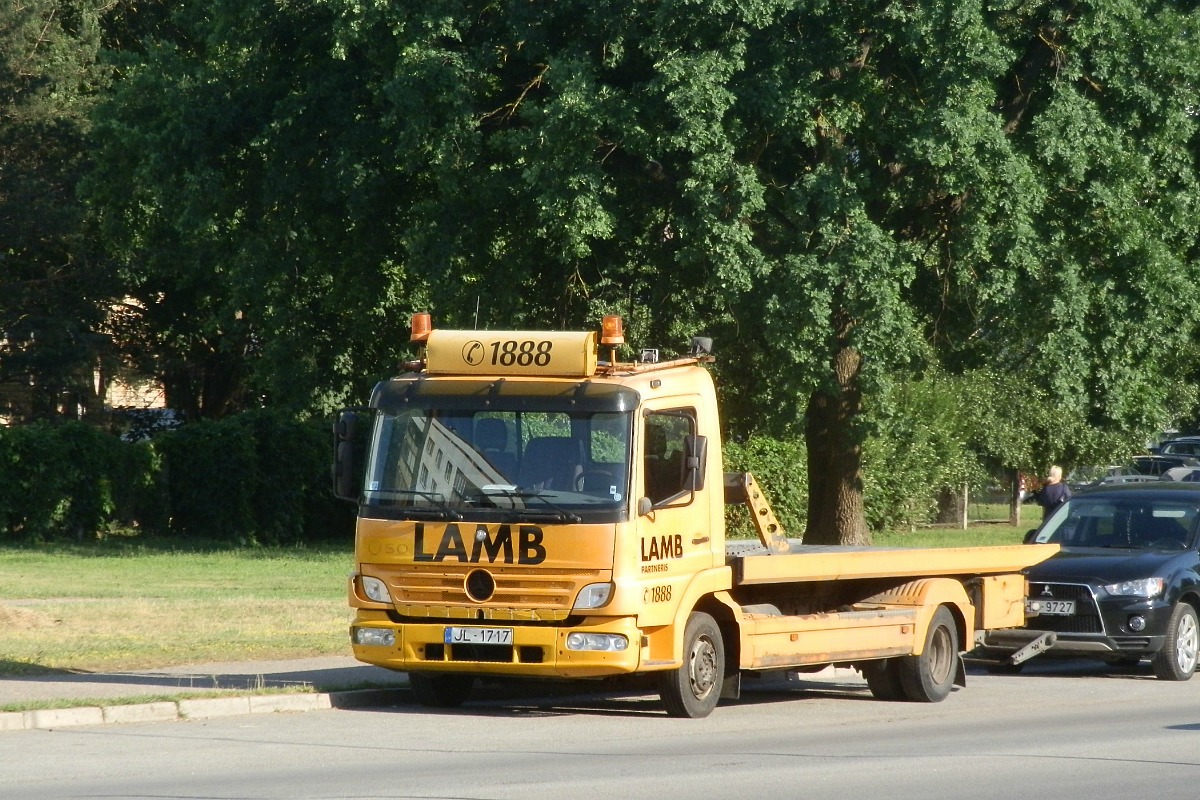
<box><xmin>1022</xmin><ymin>528</ymin><xmax>1038</xmax><ymax>544</ymax></box>
<box><xmin>332</xmin><ymin>410</ymin><xmax>361</xmax><ymax>502</ymax></box>
<box><xmin>334</xmin><ymin>410</ymin><xmax>358</xmax><ymax>442</ymax></box>
<box><xmin>684</xmin><ymin>434</ymin><xmax>707</xmax><ymax>492</ymax></box>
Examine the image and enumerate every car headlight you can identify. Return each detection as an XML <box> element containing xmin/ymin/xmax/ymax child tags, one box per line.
<box><xmin>1103</xmin><ymin>577</ymin><xmax>1164</xmax><ymax>598</ymax></box>
<box><xmin>361</xmin><ymin>575</ymin><xmax>392</xmax><ymax>603</ymax></box>
<box><xmin>573</xmin><ymin>582</ymin><xmax>613</xmax><ymax>610</ymax></box>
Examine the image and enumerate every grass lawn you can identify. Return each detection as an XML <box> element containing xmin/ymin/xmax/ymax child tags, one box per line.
<box><xmin>0</xmin><ymin>510</ymin><xmax>1046</xmax><ymax>676</ymax></box>
<box><xmin>0</xmin><ymin>541</ymin><xmax>354</xmax><ymax>675</ymax></box>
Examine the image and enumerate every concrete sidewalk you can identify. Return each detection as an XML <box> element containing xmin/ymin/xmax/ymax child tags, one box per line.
<box><xmin>0</xmin><ymin>656</ymin><xmax>410</xmax><ymax>732</ymax></box>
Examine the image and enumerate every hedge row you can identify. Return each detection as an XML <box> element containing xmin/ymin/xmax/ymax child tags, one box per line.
<box><xmin>0</xmin><ymin>415</ymin><xmax>945</xmax><ymax>544</ymax></box>
<box><xmin>0</xmin><ymin>412</ymin><xmax>353</xmax><ymax>544</ymax></box>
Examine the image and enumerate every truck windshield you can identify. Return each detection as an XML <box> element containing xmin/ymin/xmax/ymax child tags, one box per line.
<box><xmin>1033</xmin><ymin>497</ymin><xmax>1199</xmax><ymax>550</ymax></box>
<box><xmin>361</xmin><ymin>406</ymin><xmax>632</xmax><ymax>524</ymax></box>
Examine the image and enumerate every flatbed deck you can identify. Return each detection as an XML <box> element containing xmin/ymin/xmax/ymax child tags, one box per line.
<box><xmin>726</xmin><ymin>541</ymin><xmax>1059</xmax><ymax>585</ymax></box>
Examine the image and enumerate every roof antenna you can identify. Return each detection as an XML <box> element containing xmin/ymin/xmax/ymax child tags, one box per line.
<box><xmin>473</xmin><ymin>296</ymin><xmax>480</xmax><ymax>330</ymax></box>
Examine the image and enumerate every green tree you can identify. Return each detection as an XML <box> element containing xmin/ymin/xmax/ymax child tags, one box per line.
<box><xmin>0</xmin><ymin>0</ymin><xmax>118</xmax><ymax>421</ymax></box>
<box><xmin>84</xmin><ymin>1</ymin><xmax>1200</xmax><ymax>543</ymax></box>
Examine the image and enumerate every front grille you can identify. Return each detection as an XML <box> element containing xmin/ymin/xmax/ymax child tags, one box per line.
<box><xmin>1028</xmin><ymin>582</ymin><xmax>1104</xmax><ymax>634</ymax></box>
<box><xmin>372</xmin><ymin>563</ymin><xmax>607</xmax><ymax>620</ymax></box>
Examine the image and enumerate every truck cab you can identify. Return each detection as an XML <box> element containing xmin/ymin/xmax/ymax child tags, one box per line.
<box><xmin>336</xmin><ymin>316</ymin><xmax>734</xmax><ymax>712</ymax></box>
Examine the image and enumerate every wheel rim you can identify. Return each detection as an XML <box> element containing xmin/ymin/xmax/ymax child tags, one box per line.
<box><xmin>1176</xmin><ymin>612</ymin><xmax>1198</xmax><ymax>673</ymax></box>
<box><xmin>688</xmin><ymin>634</ymin><xmax>719</xmax><ymax>700</ymax></box>
<box><xmin>929</xmin><ymin>625</ymin><xmax>954</xmax><ymax>684</ymax></box>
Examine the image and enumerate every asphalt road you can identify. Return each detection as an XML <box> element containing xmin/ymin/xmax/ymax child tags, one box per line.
<box><xmin>3</xmin><ymin>659</ymin><xmax>1199</xmax><ymax>800</ymax></box>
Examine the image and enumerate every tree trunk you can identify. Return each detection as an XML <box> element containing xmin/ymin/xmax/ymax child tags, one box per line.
<box><xmin>935</xmin><ymin>488</ymin><xmax>965</xmax><ymax>525</ymax></box>
<box><xmin>804</xmin><ymin>342</ymin><xmax>869</xmax><ymax>546</ymax></box>
<box><xmin>1009</xmin><ymin>468</ymin><xmax>1023</xmax><ymax>527</ymax></box>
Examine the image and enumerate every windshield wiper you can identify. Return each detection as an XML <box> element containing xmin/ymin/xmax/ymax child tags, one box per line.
<box><xmin>480</xmin><ymin>485</ymin><xmax>581</xmax><ymax>523</ymax></box>
<box><xmin>370</xmin><ymin>489</ymin><xmax>462</xmax><ymax>521</ymax></box>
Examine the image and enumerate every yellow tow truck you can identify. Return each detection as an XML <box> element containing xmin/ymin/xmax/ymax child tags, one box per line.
<box><xmin>333</xmin><ymin>315</ymin><xmax>1056</xmax><ymax>717</ymax></box>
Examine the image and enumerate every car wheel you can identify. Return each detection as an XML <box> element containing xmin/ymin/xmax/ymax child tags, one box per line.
<box><xmin>898</xmin><ymin>605</ymin><xmax>959</xmax><ymax>702</ymax></box>
<box><xmin>1152</xmin><ymin>603</ymin><xmax>1199</xmax><ymax>681</ymax></box>
<box><xmin>658</xmin><ymin>612</ymin><xmax>724</xmax><ymax>718</ymax></box>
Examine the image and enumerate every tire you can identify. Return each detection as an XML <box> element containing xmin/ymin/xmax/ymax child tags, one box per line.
<box><xmin>863</xmin><ymin>658</ymin><xmax>905</xmax><ymax>701</ymax></box>
<box><xmin>658</xmin><ymin>612</ymin><xmax>725</xmax><ymax>718</ymax></box>
<box><xmin>410</xmin><ymin>673</ymin><xmax>475</xmax><ymax>707</ymax></box>
<box><xmin>898</xmin><ymin>605</ymin><xmax>959</xmax><ymax>702</ymax></box>
<box><xmin>1152</xmin><ymin>602</ymin><xmax>1199</xmax><ymax>681</ymax></box>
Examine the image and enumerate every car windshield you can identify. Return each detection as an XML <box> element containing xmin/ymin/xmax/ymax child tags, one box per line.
<box><xmin>1032</xmin><ymin>496</ymin><xmax>1200</xmax><ymax>550</ymax></box>
<box><xmin>361</xmin><ymin>406</ymin><xmax>632</xmax><ymax>524</ymax></box>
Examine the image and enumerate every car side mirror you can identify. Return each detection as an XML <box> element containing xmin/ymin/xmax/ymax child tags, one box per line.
<box><xmin>1023</xmin><ymin>528</ymin><xmax>1038</xmax><ymax>544</ymax></box>
<box><xmin>332</xmin><ymin>410</ymin><xmax>363</xmax><ymax>502</ymax></box>
<box><xmin>684</xmin><ymin>434</ymin><xmax>707</xmax><ymax>492</ymax></box>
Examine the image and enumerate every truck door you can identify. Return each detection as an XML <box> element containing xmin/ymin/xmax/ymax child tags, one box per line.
<box><xmin>635</xmin><ymin>403</ymin><xmax>718</xmax><ymax>624</ymax></box>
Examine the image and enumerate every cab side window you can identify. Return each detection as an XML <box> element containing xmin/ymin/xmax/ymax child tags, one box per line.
<box><xmin>644</xmin><ymin>410</ymin><xmax>695</xmax><ymax>504</ymax></box>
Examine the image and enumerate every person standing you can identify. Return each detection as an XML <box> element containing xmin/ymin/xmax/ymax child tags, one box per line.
<box><xmin>1037</xmin><ymin>465</ymin><xmax>1071</xmax><ymax>511</ymax></box>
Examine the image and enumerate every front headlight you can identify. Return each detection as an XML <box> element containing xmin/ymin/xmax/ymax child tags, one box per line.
<box><xmin>1103</xmin><ymin>577</ymin><xmax>1164</xmax><ymax>598</ymax></box>
<box><xmin>361</xmin><ymin>575</ymin><xmax>392</xmax><ymax>603</ymax></box>
<box><xmin>573</xmin><ymin>582</ymin><xmax>613</xmax><ymax>610</ymax></box>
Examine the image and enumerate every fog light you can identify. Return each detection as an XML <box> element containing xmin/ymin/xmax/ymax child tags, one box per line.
<box><xmin>1128</xmin><ymin>615</ymin><xmax>1147</xmax><ymax>632</ymax></box>
<box><xmin>353</xmin><ymin>627</ymin><xmax>396</xmax><ymax>647</ymax></box>
<box><xmin>565</xmin><ymin>632</ymin><xmax>629</xmax><ymax>652</ymax></box>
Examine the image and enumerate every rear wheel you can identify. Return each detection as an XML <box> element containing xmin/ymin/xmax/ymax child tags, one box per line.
<box><xmin>658</xmin><ymin>612</ymin><xmax>724</xmax><ymax>718</ymax></box>
<box><xmin>898</xmin><ymin>606</ymin><xmax>959</xmax><ymax>702</ymax></box>
<box><xmin>863</xmin><ymin>658</ymin><xmax>905</xmax><ymax>701</ymax></box>
<box><xmin>410</xmin><ymin>673</ymin><xmax>475</xmax><ymax>707</ymax></box>
<box><xmin>1152</xmin><ymin>603</ymin><xmax>1198</xmax><ymax>681</ymax></box>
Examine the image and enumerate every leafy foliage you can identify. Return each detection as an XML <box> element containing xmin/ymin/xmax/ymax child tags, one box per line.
<box><xmin>50</xmin><ymin>0</ymin><xmax>1200</xmax><ymax>543</ymax></box>
<box><xmin>0</xmin><ymin>0</ymin><xmax>117</xmax><ymax>420</ymax></box>
<box><xmin>0</xmin><ymin>413</ymin><xmax>350</xmax><ymax>544</ymax></box>
<box><xmin>724</xmin><ymin>435</ymin><xmax>809</xmax><ymax>539</ymax></box>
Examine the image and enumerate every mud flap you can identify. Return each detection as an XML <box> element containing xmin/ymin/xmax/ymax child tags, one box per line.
<box><xmin>721</xmin><ymin>671</ymin><xmax>742</xmax><ymax>700</ymax></box>
<box><xmin>954</xmin><ymin>654</ymin><xmax>967</xmax><ymax>687</ymax></box>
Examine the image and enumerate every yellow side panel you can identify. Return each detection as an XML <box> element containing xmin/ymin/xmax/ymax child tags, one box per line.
<box><xmin>741</xmin><ymin>608</ymin><xmax>919</xmax><ymax>669</ymax></box>
<box><xmin>975</xmin><ymin>573</ymin><xmax>1028</xmax><ymax>630</ymax></box>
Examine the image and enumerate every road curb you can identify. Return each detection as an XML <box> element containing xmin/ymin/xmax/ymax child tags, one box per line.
<box><xmin>0</xmin><ymin>686</ymin><xmax>409</xmax><ymax>732</ymax></box>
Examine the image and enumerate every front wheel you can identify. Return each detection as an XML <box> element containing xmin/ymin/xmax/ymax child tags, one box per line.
<box><xmin>898</xmin><ymin>605</ymin><xmax>960</xmax><ymax>702</ymax></box>
<box><xmin>658</xmin><ymin>612</ymin><xmax>725</xmax><ymax>718</ymax></box>
<box><xmin>1152</xmin><ymin>603</ymin><xmax>1198</xmax><ymax>681</ymax></box>
<box><xmin>410</xmin><ymin>673</ymin><xmax>475</xmax><ymax>707</ymax></box>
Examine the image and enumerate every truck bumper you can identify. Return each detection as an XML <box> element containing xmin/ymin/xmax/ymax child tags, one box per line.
<box><xmin>349</xmin><ymin>613</ymin><xmax>644</xmax><ymax>678</ymax></box>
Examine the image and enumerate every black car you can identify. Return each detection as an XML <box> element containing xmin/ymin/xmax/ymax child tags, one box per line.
<box><xmin>1128</xmin><ymin>454</ymin><xmax>1200</xmax><ymax>476</ymax></box>
<box><xmin>1152</xmin><ymin>436</ymin><xmax>1200</xmax><ymax>457</ymax></box>
<box><xmin>976</xmin><ymin>483</ymin><xmax>1200</xmax><ymax>680</ymax></box>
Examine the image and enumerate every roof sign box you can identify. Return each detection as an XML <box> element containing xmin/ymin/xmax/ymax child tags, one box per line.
<box><xmin>424</xmin><ymin>329</ymin><xmax>598</xmax><ymax>377</ymax></box>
